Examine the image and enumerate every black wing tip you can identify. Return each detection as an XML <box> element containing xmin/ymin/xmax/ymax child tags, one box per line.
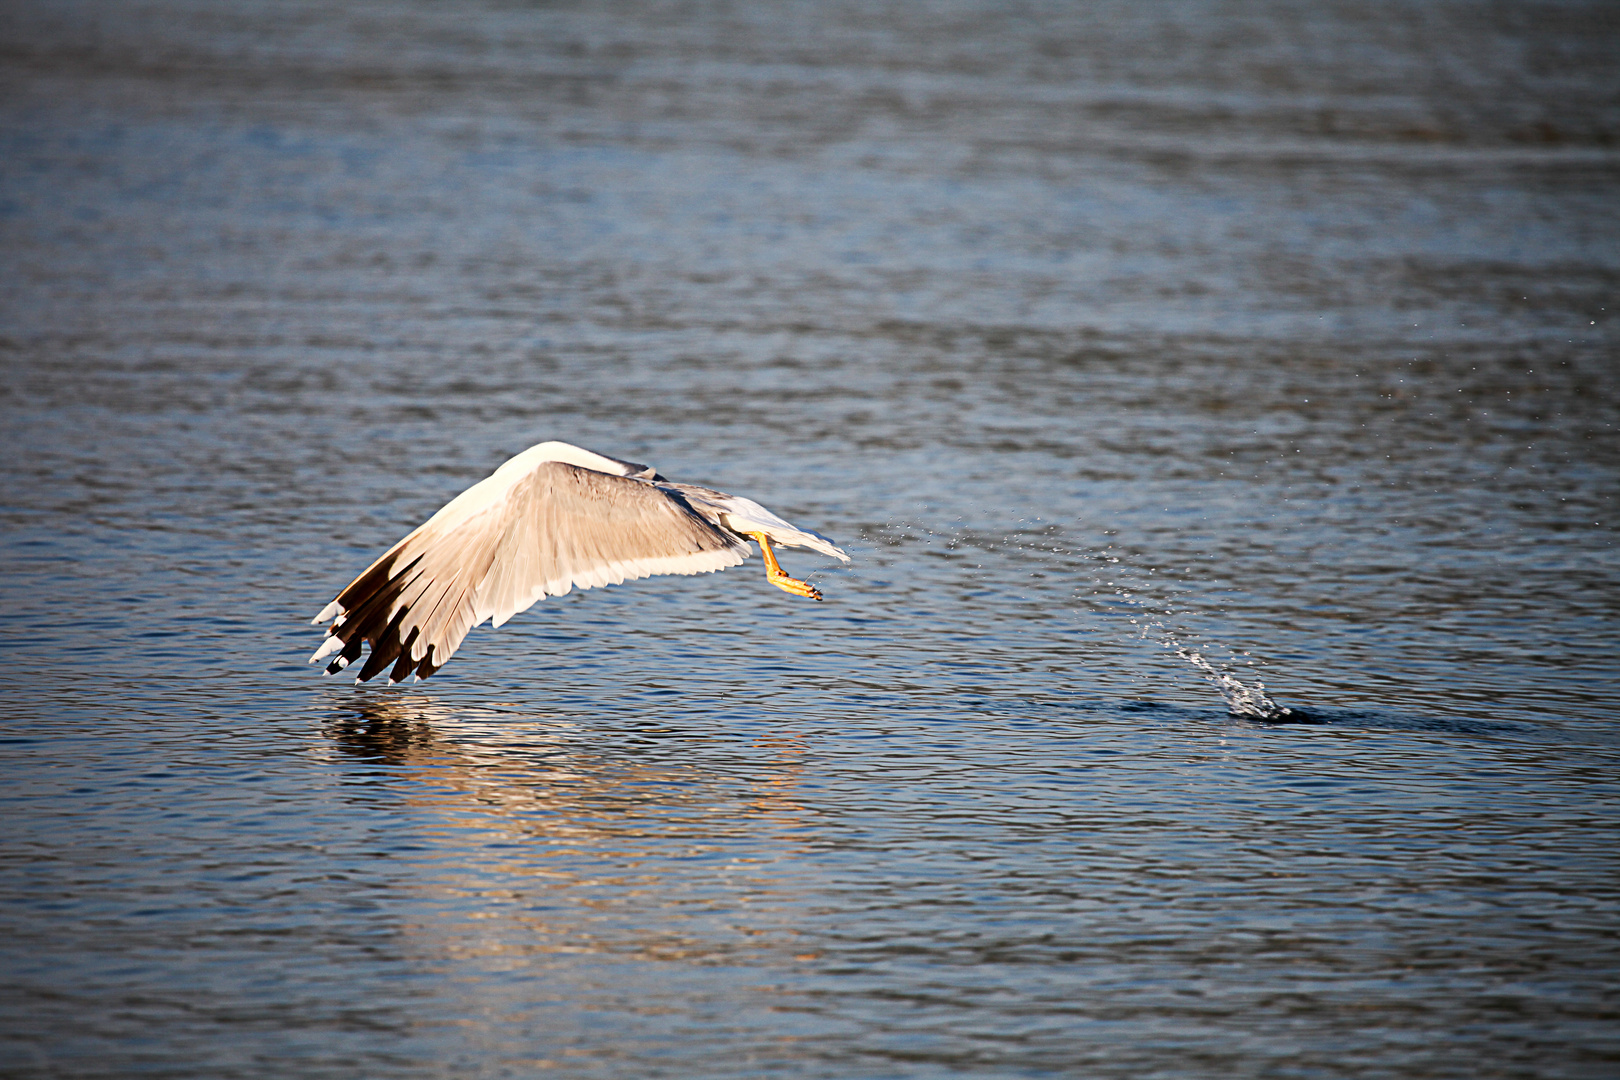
<box><xmin>320</xmin><ymin>635</ymin><xmax>443</xmax><ymax>684</ymax></box>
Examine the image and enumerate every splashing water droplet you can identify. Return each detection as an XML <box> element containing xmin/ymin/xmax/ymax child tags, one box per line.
<box><xmin>1173</xmin><ymin>646</ymin><xmax>1289</xmax><ymax>719</ymax></box>
<box><xmin>1081</xmin><ymin>550</ymin><xmax>1305</xmax><ymax>720</ymax></box>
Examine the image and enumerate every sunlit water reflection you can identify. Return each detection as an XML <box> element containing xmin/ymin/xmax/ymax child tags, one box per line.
<box><xmin>3</xmin><ymin>0</ymin><xmax>1618</xmax><ymax>1076</ymax></box>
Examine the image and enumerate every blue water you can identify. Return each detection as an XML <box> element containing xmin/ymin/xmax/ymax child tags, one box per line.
<box><xmin>3</xmin><ymin>1</ymin><xmax>1618</xmax><ymax>1075</ymax></box>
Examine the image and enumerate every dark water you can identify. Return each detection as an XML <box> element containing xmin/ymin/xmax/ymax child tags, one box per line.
<box><xmin>3</xmin><ymin>1</ymin><xmax>1619</xmax><ymax>1076</ymax></box>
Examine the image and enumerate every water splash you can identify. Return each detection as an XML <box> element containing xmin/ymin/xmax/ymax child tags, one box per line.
<box><xmin>859</xmin><ymin>516</ymin><xmax>1310</xmax><ymax>720</ymax></box>
<box><xmin>1171</xmin><ymin>643</ymin><xmax>1287</xmax><ymax>719</ymax></box>
<box><xmin>1128</xmin><ymin>597</ymin><xmax>1310</xmax><ymax>720</ymax></box>
<box><xmin>1080</xmin><ymin>545</ymin><xmax>1306</xmax><ymax>721</ymax></box>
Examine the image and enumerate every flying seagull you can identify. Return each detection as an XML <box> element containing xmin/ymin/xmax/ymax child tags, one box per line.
<box><xmin>309</xmin><ymin>441</ymin><xmax>851</xmax><ymax>683</ymax></box>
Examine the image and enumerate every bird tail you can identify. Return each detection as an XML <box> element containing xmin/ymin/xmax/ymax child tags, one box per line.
<box><xmin>699</xmin><ymin>492</ymin><xmax>852</xmax><ymax>562</ymax></box>
<box><xmin>777</xmin><ymin>527</ymin><xmax>850</xmax><ymax>563</ymax></box>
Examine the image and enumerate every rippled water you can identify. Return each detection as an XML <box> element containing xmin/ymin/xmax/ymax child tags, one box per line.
<box><xmin>3</xmin><ymin>1</ymin><xmax>1619</xmax><ymax>1075</ymax></box>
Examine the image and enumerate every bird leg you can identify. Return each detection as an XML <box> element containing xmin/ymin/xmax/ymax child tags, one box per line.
<box><xmin>748</xmin><ymin>532</ymin><xmax>823</xmax><ymax>601</ymax></box>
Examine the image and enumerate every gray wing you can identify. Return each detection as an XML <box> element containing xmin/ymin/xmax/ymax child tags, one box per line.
<box><xmin>310</xmin><ymin>462</ymin><xmax>751</xmax><ymax>683</ymax></box>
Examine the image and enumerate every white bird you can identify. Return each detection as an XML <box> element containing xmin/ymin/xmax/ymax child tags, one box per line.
<box><xmin>309</xmin><ymin>441</ymin><xmax>851</xmax><ymax>683</ymax></box>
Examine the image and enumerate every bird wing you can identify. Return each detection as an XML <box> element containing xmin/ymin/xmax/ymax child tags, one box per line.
<box><xmin>310</xmin><ymin>461</ymin><xmax>751</xmax><ymax>682</ymax></box>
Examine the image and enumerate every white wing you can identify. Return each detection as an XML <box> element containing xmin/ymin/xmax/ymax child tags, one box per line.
<box><xmin>310</xmin><ymin>460</ymin><xmax>750</xmax><ymax>683</ymax></box>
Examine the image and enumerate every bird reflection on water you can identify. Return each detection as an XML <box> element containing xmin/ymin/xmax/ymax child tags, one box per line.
<box><xmin>326</xmin><ymin>697</ymin><xmax>818</xmax><ymax>841</ymax></box>
<box><xmin>319</xmin><ymin>697</ymin><xmax>823</xmax><ymax>963</ymax></box>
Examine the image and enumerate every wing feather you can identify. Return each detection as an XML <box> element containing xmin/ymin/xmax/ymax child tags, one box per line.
<box><xmin>310</xmin><ymin>460</ymin><xmax>750</xmax><ymax>682</ymax></box>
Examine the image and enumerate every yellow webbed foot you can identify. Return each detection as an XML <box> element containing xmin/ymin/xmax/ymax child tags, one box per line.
<box><xmin>749</xmin><ymin>532</ymin><xmax>824</xmax><ymax>601</ymax></box>
<box><xmin>767</xmin><ymin>569</ymin><xmax>823</xmax><ymax>601</ymax></box>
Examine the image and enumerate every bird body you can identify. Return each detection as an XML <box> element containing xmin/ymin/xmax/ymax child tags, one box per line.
<box><xmin>310</xmin><ymin>441</ymin><xmax>849</xmax><ymax>683</ymax></box>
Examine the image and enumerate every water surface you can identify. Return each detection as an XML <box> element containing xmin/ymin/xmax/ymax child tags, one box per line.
<box><xmin>3</xmin><ymin>1</ymin><xmax>1618</xmax><ymax>1076</ymax></box>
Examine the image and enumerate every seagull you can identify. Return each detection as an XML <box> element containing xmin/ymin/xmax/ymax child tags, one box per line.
<box><xmin>309</xmin><ymin>441</ymin><xmax>851</xmax><ymax>683</ymax></box>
